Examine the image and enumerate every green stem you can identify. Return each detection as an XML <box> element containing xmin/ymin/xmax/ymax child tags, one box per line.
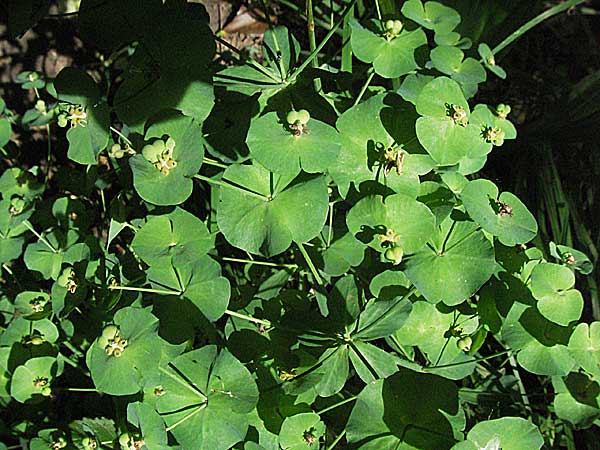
<box><xmin>425</xmin><ymin>349</ymin><xmax>513</xmax><ymax>370</ymax></box>
<box><xmin>63</xmin><ymin>387</ymin><xmax>99</xmax><ymax>392</ymax></box>
<box><xmin>491</xmin><ymin>0</ymin><xmax>586</xmax><ymax>56</ymax></box>
<box><xmin>374</xmin><ymin>0</ymin><xmax>382</xmax><ymax>21</ymax></box>
<box><xmin>109</xmin><ymin>126</ymin><xmax>133</xmax><ymax>146</ymax></box>
<box><xmin>289</xmin><ymin>0</ymin><xmax>360</xmax><ymax>83</ymax></box>
<box><xmin>108</xmin><ymin>285</ymin><xmax>181</xmax><ymax>296</ymax></box>
<box><xmin>353</xmin><ymin>69</ymin><xmax>375</xmax><ymax>106</ymax></box>
<box><xmin>193</xmin><ymin>174</ymin><xmax>269</xmax><ymax>202</ymax></box>
<box><xmin>326</xmin><ymin>429</ymin><xmax>347</xmax><ymax>450</ymax></box>
<box><xmin>224</xmin><ymin>309</ymin><xmax>271</xmax><ymax>327</ymax></box>
<box><xmin>164</xmin><ymin>404</ymin><xmax>207</xmax><ymax>432</ymax></box>
<box><xmin>218</xmin><ymin>256</ymin><xmax>297</xmax><ymax>269</ymax></box>
<box><xmin>23</xmin><ymin>221</ymin><xmax>58</xmax><ymax>253</ymax></box>
<box><xmin>203</xmin><ymin>157</ymin><xmax>228</xmax><ymax>169</ymax></box>
<box><xmin>306</xmin><ymin>0</ymin><xmax>322</xmax><ymax>91</ymax></box>
<box><xmin>509</xmin><ymin>353</ymin><xmax>533</xmax><ymax>416</ymax></box>
<box><xmin>296</xmin><ymin>241</ymin><xmax>324</xmax><ymax>285</ymax></box>
<box><xmin>326</xmin><ymin>202</ymin><xmax>334</xmax><ymax>248</ymax></box>
<box><xmin>317</xmin><ymin>395</ymin><xmax>359</xmax><ymax>415</ymax></box>
<box><xmin>213</xmin><ymin>35</ymin><xmax>282</xmax><ymax>83</ymax></box>
<box><xmin>45</xmin><ymin>124</ymin><xmax>51</xmax><ymax>184</ymax></box>
<box><xmin>62</xmin><ymin>341</ymin><xmax>84</xmax><ymax>358</ymax></box>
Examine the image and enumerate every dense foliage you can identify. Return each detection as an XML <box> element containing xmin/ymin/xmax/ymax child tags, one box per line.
<box><xmin>0</xmin><ymin>0</ymin><xmax>597</xmax><ymax>449</ymax></box>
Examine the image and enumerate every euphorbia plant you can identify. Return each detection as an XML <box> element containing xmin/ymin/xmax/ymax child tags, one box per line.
<box><xmin>0</xmin><ymin>0</ymin><xmax>596</xmax><ymax>449</ymax></box>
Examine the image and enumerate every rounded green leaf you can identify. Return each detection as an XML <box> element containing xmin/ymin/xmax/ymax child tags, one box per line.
<box><xmin>217</xmin><ymin>163</ymin><xmax>329</xmax><ymax>256</ymax></box>
<box><xmin>247</xmin><ymin>111</ymin><xmax>340</xmax><ymax>176</ymax></box>
<box><xmin>113</xmin><ymin>3</ymin><xmax>215</xmax><ymax>131</ymax></box>
<box><xmin>65</xmin><ymin>102</ymin><xmax>110</xmax><ymax>165</ymax></box>
<box><xmin>332</xmin><ymin>93</ymin><xmax>430</xmax><ymax>198</ymax></box>
<box><xmin>86</xmin><ymin>307</ymin><xmax>162</xmax><ymax>395</ymax></box>
<box><xmin>457</xmin><ymin>417</ymin><xmax>543</xmax><ymax>450</ymax></box>
<box><xmin>279</xmin><ymin>413</ymin><xmax>325</xmax><ymax>450</ymax></box>
<box><xmin>346</xmin><ymin>194</ymin><xmax>435</xmax><ymax>254</ymax></box>
<box><xmin>129</xmin><ymin>113</ymin><xmax>204</xmax><ymax>205</ymax></box>
<box><xmin>461</xmin><ymin>179</ymin><xmax>538</xmax><ymax>246</ymax></box>
<box><xmin>54</xmin><ymin>67</ymin><xmax>100</xmax><ymax>107</ymax></box>
<box><xmin>350</xmin><ymin>19</ymin><xmax>427</xmax><ymax>79</ymax></box>
<box><xmin>131</xmin><ymin>207</ymin><xmax>212</xmax><ymax>266</ymax></box>
<box><xmin>401</xmin><ymin>0</ymin><xmax>461</xmax><ymax>34</ymax></box>
<box><xmin>147</xmin><ymin>256</ymin><xmax>230</xmax><ymax>321</ymax></box>
<box><xmin>568</xmin><ymin>322</ymin><xmax>600</xmax><ymax>377</ymax></box>
<box><xmin>10</xmin><ymin>356</ymin><xmax>56</xmax><ymax>403</ymax></box>
<box><xmin>346</xmin><ymin>369</ymin><xmax>459</xmax><ymax>450</ymax></box>
<box><xmin>530</xmin><ymin>263</ymin><xmax>583</xmax><ymax>326</ymax></box>
<box><xmin>14</xmin><ymin>291</ymin><xmax>51</xmax><ymax>320</ymax></box>
<box><xmin>403</xmin><ymin>218</ymin><xmax>496</xmax><ymax>304</ymax></box>
<box><xmin>156</xmin><ymin>346</ymin><xmax>259</xmax><ymax>450</ymax></box>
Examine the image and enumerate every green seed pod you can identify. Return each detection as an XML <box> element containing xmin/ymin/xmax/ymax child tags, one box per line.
<box><xmin>496</xmin><ymin>103</ymin><xmax>511</xmax><ymax>119</ymax></box>
<box><xmin>384</xmin><ymin>246</ymin><xmax>404</xmax><ymax>265</ymax></box>
<box><xmin>296</xmin><ymin>109</ymin><xmax>310</xmax><ymax>125</ymax></box>
<box><xmin>385</xmin><ymin>19</ymin><xmax>395</xmax><ymax>31</ymax></box>
<box><xmin>392</xmin><ymin>20</ymin><xmax>403</xmax><ymax>35</ymax></box>
<box><xmin>56</xmin><ymin>437</ymin><xmax>67</xmax><ymax>448</ymax></box>
<box><xmin>57</xmin><ymin>114</ymin><xmax>68</xmax><ymax>128</ymax></box>
<box><xmin>165</xmin><ymin>136</ymin><xmax>176</xmax><ymax>152</ymax></box>
<box><xmin>57</xmin><ymin>267</ymin><xmax>75</xmax><ymax>288</ymax></box>
<box><xmin>457</xmin><ymin>335</ymin><xmax>472</xmax><ymax>352</ymax></box>
<box><xmin>101</xmin><ymin>325</ymin><xmax>119</xmax><ymax>340</ymax></box>
<box><xmin>142</xmin><ymin>140</ymin><xmax>165</xmax><ymax>163</ymax></box>
<box><xmin>119</xmin><ymin>433</ymin><xmax>131</xmax><ymax>448</ymax></box>
<box><xmin>82</xmin><ymin>437</ymin><xmax>91</xmax><ymax>446</ymax></box>
<box><xmin>287</xmin><ymin>110</ymin><xmax>300</xmax><ymax>125</ymax></box>
<box><xmin>29</xmin><ymin>336</ymin><xmax>44</xmax><ymax>345</ymax></box>
<box><xmin>41</xmin><ymin>386</ymin><xmax>52</xmax><ymax>396</ymax></box>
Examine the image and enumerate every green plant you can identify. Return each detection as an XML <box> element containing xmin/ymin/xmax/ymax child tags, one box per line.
<box><xmin>0</xmin><ymin>0</ymin><xmax>597</xmax><ymax>449</ymax></box>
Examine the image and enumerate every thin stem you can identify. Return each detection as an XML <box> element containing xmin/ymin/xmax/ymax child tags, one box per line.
<box><xmin>326</xmin><ymin>202</ymin><xmax>334</xmax><ymax>248</ymax></box>
<box><xmin>425</xmin><ymin>349</ymin><xmax>513</xmax><ymax>370</ymax></box>
<box><xmin>203</xmin><ymin>157</ymin><xmax>228</xmax><ymax>169</ymax></box>
<box><xmin>218</xmin><ymin>256</ymin><xmax>297</xmax><ymax>269</ymax></box>
<box><xmin>225</xmin><ymin>309</ymin><xmax>271</xmax><ymax>327</ymax></box>
<box><xmin>164</xmin><ymin>404</ymin><xmax>207</xmax><ymax>432</ymax></box>
<box><xmin>509</xmin><ymin>353</ymin><xmax>533</xmax><ymax>416</ymax></box>
<box><xmin>353</xmin><ymin>69</ymin><xmax>375</xmax><ymax>106</ymax></box>
<box><xmin>491</xmin><ymin>0</ymin><xmax>586</xmax><ymax>56</ymax></box>
<box><xmin>23</xmin><ymin>221</ymin><xmax>58</xmax><ymax>253</ymax></box>
<box><xmin>374</xmin><ymin>0</ymin><xmax>382</xmax><ymax>21</ymax></box>
<box><xmin>110</xmin><ymin>126</ymin><xmax>133</xmax><ymax>146</ymax></box>
<box><xmin>440</xmin><ymin>219</ymin><xmax>457</xmax><ymax>254</ymax></box>
<box><xmin>213</xmin><ymin>35</ymin><xmax>282</xmax><ymax>83</ymax></box>
<box><xmin>62</xmin><ymin>341</ymin><xmax>84</xmax><ymax>358</ymax></box>
<box><xmin>193</xmin><ymin>174</ymin><xmax>269</xmax><ymax>202</ymax></box>
<box><xmin>289</xmin><ymin>0</ymin><xmax>360</xmax><ymax>82</ymax></box>
<box><xmin>296</xmin><ymin>241</ymin><xmax>324</xmax><ymax>285</ymax></box>
<box><xmin>108</xmin><ymin>285</ymin><xmax>181</xmax><ymax>296</ymax></box>
<box><xmin>326</xmin><ymin>429</ymin><xmax>347</xmax><ymax>450</ymax></box>
<box><xmin>318</xmin><ymin>394</ymin><xmax>359</xmax><ymax>415</ymax></box>
<box><xmin>306</xmin><ymin>0</ymin><xmax>322</xmax><ymax>91</ymax></box>
<box><xmin>45</xmin><ymin>124</ymin><xmax>51</xmax><ymax>184</ymax></box>
<box><xmin>63</xmin><ymin>387</ymin><xmax>99</xmax><ymax>392</ymax></box>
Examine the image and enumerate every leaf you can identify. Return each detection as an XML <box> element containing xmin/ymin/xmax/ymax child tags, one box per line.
<box><xmin>129</xmin><ymin>112</ymin><xmax>204</xmax><ymax>206</ymax></box>
<box><xmin>65</xmin><ymin>102</ymin><xmax>110</xmax><ymax>165</ymax></box>
<box><xmin>451</xmin><ymin>417</ymin><xmax>543</xmax><ymax>450</ymax></box>
<box><xmin>549</xmin><ymin>241</ymin><xmax>593</xmax><ymax>275</ymax></box>
<box><xmin>401</xmin><ymin>0</ymin><xmax>461</xmax><ymax>34</ymax></box>
<box><xmin>415</xmin><ymin>77</ymin><xmax>490</xmax><ymax>166</ymax></box>
<box><xmin>147</xmin><ymin>256</ymin><xmax>230</xmax><ymax>321</ymax></box>
<box><xmin>156</xmin><ymin>346</ymin><xmax>259</xmax><ymax>450</ymax></box>
<box><xmin>346</xmin><ymin>369</ymin><xmax>459</xmax><ymax>450</ymax></box>
<box><xmin>86</xmin><ymin>307</ymin><xmax>162</xmax><ymax>395</ymax></box>
<box><xmin>246</xmin><ymin>112</ymin><xmax>340</xmax><ymax>177</ymax></box>
<box><xmin>394</xmin><ymin>301</ymin><xmax>477</xmax><ymax>379</ymax></box>
<box><xmin>322</xmin><ymin>231</ymin><xmax>365</xmax><ymax>277</ymax></box>
<box><xmin>278</xmin><ymin>412</ymin><xmax>325</xmax><ymax>450</ymax></box>
<box><xmin>461</xmin><ymin>179</ymin><xmax>538</xmax><ymax>246</ymax></box>
<box><xmin>350</xmin><ymin>19</ymin><xmax>427</xmax><ymax>79</ymax></box>
<box><xmin>568</xmin><ymin>322</ymin><xmax>600</xmax><ymax>377</ymax></box>
<box><xmin>352</xmin><ymin>297</ymin><xmax>413</xmax><ymax>340</ymax></box>
<box><xmin>430</xmin><ymin>46</ymin><xmax>486</xmax><ymax>85</ymax></box>
<box><xmin>331</xmin><ymin>93</ymin><xmax>430</xmax><ymax>198</ymax></box>
<box><xmin>346</xmin><ymin>194</ymin><xmax>436</xmax><ymax>254</ymax></box>
<box><xmin>114</xmin><ymin>3</ymin><xmax>215</xmax><ymax>131</ymax></box>
<box><xmin>127</xmin><ymin>402</ymin><xmax>168</xmax><ymax>450</ymax></box>
<box><xmin>54</xmin><ymin>68</ymin><xmax>100</xmax><ymax>107</ymax></box>
<box><xmin>217</xmin><ymin>164</ymin><xmax>329</xmax><ymax>256</ymax></box>
<box><xmin>530</xmin><ymin>263</ymin><xmax>583</xmax><ymax>326</ymax></box>
<box><xmin>10</xmin><ymin>356</ymin><xmax>56</xmax><ymax>403</ymax></box>
<box><xmin>403</xmin><ymin>217</ymin><xmax>496</xmax><ymax>304</ymax></box>
<box><xmin>552</xmin><ymin>374</ymin><xmax>600</xmax><ymax>428</ymax></box>
<box><xmin>132</xmin><ymin>207</ymin><xmax>213</xmax><ymax>266</ymax></box>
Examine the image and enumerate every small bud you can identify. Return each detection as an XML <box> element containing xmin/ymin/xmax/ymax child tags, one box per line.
<box><xmin>296</xmin><ymin>109</ymin><xmax>310</xmax><ymax>125</ymax></box>
<box><xmin>286</xmin><ymin>110</ymin><xmax>300</xmax><ymax>125</ymax></box>
<box><xmin>457</xmin><ymin>336</ymin><xmax>472</xmax><ymax>352</ymax></box>
<box><xmin>384</xmin><ymin>246</ymin><xmax>404</xmax><ymax>265</ymax></box>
